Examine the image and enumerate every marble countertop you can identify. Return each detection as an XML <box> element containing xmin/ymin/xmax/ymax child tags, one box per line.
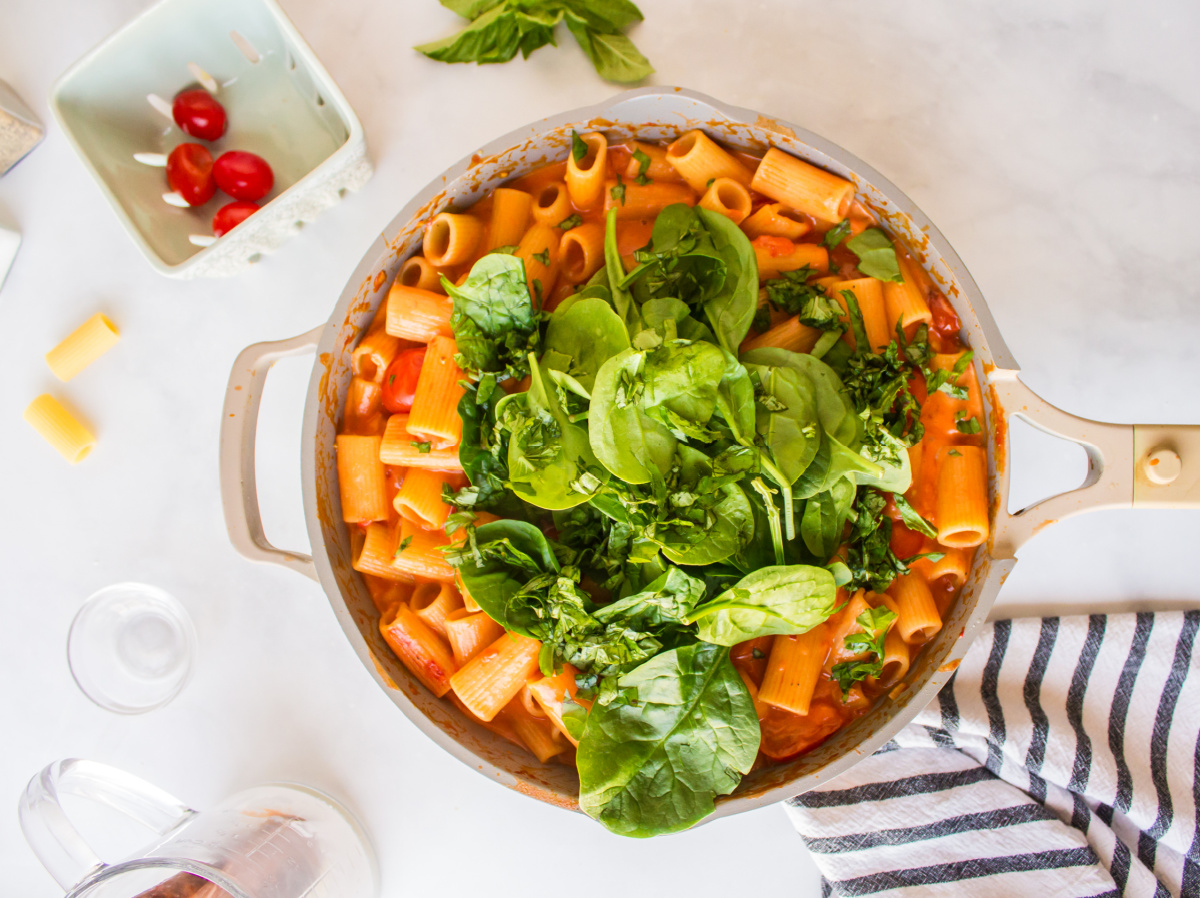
<box><xmin>2</xmin><ymin>1</ymin><xmax>1198</xmax><ymax>895</ymax></box>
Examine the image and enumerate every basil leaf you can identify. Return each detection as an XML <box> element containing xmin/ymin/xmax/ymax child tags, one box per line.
<box><xmin>689</xmin><ymin>564</ymin><xmax>838</xmax><ymax>646</ymax></box>
<box><xmin>440</xmin><ymin>0</ymin><xmax>503</xmax><ymax>18</ymax></box>
<box><xmin>571</xmin><ymin>130</ymin><xmax>589</xmax><ymax>162</ymax></box>
<box><xmin>560</xmin><ymin>0</ymin><xmax>644</xmax><ymax>31</ymax></box>
<box><xmin>414</xmin><ymin>5</ymin><xmax>524</xmax><ymax>64</ymax></box>
<box><xmin>577</xmin><ymin>642</ymin><xmax>759</xmax><ymax>837</ymax></box>
<box><xmin>558</xmin><ymin>213</ymin><xmax>583</xmax><ymax>229</ymax></box>
<box><xmin>844</xmin><ymin>228</ymin><xmax>903</xmax><ymax>283</ymax></box>
<box><xmin>893</xmin><ymin>494</ymin><xmax>937</xmax><ymax>538</ymax></box>
<box><xmin>610</xmin><ymin>175</ymin><xmax>627</xmax><ymax>204</ymax></box>
<box><xmin>956</xmin><ymin>410</ymin><xmax>981</xmax><ymax>434</ymax></box>
<box><xmin>564</xmin><ymin>16</ymin><xmax>654</xmax><ymax>84</ymax></box>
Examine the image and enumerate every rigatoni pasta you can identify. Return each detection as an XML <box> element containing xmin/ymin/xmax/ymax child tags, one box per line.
<box><xmin>45</xmin><ymin>313</ymin><xmax>120</xmax><ymax>382</ymax></box>
<box><xmin>23</xmin><ymin>394</ymin><xmax>95</xmax><ymax>463</ymax></box>
<box><xmin>406</xmin><ymin>336</ymin><xmax>465</xmax><ymax>450</ymax></box>
<box><xmin>336</xmin><ymin>434</ymin><xmax>388</xmax><ymax>522</ymax></box>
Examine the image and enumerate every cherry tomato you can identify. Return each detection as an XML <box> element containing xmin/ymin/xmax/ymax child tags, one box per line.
<box><xmin>213</xmin><ymin>151</ymin><xmax>274</xmax><ymax>201</ymax></box>
<box><xmin>172</xmin><ymin>89</ymin><xmax>227</xmax><ymax>141</ymax></box>
<box><xmin>165</xmin><ymin>143</ymin><xmax>215</xmax><ymax>206</ymax></box>
<box><xmin>381</xmin><ymin>348</ymin><xmax>427</xmax><ymax>413</ymax></box>
<box><xmin>212</xmin><ymin>200</ymin><xmax>260</xmax><ymax>237</ymax></box>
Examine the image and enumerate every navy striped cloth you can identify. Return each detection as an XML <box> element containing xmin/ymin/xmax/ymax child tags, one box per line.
<box><xmin>786</xmin><ymin>612</ymin><xmax>1200</xmax><ymax>897</ymax></box>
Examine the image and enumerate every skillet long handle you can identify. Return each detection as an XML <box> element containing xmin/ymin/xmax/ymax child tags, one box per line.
<box><xmin>219</xmin><ymin>327</ymin><xmax>323</xmax><ymax>581</ymax></box>
<box><xmin>989</xmin><ymin>368</ymin><xmax>1200</xmax><ymax>558</ymax></box>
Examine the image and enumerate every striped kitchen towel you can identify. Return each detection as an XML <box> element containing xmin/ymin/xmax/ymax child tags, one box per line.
<box><xmin>786</xmin><ymin>611</ymin><xmax>1200</xmax><ymax>898</ymax></box>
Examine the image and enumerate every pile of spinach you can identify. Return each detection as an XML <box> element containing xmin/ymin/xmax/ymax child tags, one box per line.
<box><xmin>443</xmin><ymin>204</ymin><xmax>936</xmax><ymax>837</ymax></box>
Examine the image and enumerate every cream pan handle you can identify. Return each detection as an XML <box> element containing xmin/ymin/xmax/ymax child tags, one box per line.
<box><xmin>989</xmin><ymin>368</ymin><xmax>1200</xmax><ymax>557</ymax></box>
<box><xmin>220</xmin><ymin>327</ymin><xmax>322</xmax><ymax>581</ymax></box>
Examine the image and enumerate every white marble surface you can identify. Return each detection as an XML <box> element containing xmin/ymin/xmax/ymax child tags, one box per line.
<box><xmin>2</xmin><ymin>1</ymin><xmax>1199</xmax><ymax>895</ymax></box>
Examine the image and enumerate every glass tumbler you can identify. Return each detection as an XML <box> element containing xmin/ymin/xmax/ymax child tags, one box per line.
<box><xmin>20</xmin><ymin>759</ymin><xmax>378</xmax><ymax>898</ymax></box>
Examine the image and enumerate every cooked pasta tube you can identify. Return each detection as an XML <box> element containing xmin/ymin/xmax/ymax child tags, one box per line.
<box><xmin>622</xmin><ymin>140</ymin><xmax>676</xmax><ymax>181</ymax></box>
<box><xmin>336</xmin><ymin>434</ymin><xmax>388</xmax><ymax>522</ymax></box>
<box><xmin>363</xmin><ymin>575</ymin><xmax>413</xmax><ymax>616</ymax></box>
<box><xmin>741</xmin><ymin>203</ymin><xmax>811</xmax><ymax>241</ymax></box>
<box><xmin>531</xmin><ymin>181</ymin><xmax>572</xmax><ymax>226</ymax></box>
<box><xmin>699</xmin><ymin>177</ymin><xmax>753</xmax><ymax>224</ymax></box>
<box><xmin>751</xmin><ymin>148</ymin><xmax>854</xmax><ymax>223</ymax></box>
<box><xmin>559</xmin><ymin>222</ymin><xmax>605</xmax><ymax>284</ymax></box>
<box><xmin>888</xmin><ymin>572</ymin><xmax>942</xmax><ymax>644</ymax></box>
<box><xmin>935</xmin><ymin>446</ymin><xmax>989</xmax><ymax>548</ymax></box>
<box><xmin>515</xmin><ymin>222</ymin><xmax>561</xmax><ymax>303</ymax></box>
<box><xmin>485</xmin><ymin>187</ymin><xmax>533</xmax><ymax>251</ymax></box>
<box><xmin>398</xmin><ymin>256</ymin><xmax>444</xmax><ymax>293</ymax></box>
<box><xmin>351</xmin><ymin>329</ymin><xmax>403</xmax><ymax>384</ymax></box>
<box><xmin>353</xmin><ymin>522</ymin><xmax>415</xmax><ymax>583</ymax></box>
<box><xmin>742</xmin><ymin>316</ymin><xmax>822</xmax><ymax>354</ymax></box>
<box><xmin>380</xmin><ymin>602</ymin><xmax>457</xmax><ymax>697</ymax></box>
<box><xmin>45</xmin><ymin>313</ymin><xmax>120</xmax><ymax>382</ymax></box>
<box><xmin>456</xmin><ymin>575</ymin><xmax>482</xmax><ymax>613</ymax></box>
<box><xmin>411</xmin><ymin>581</ymin><xmax>463</xmax><ymax>637</ymax></box>
<box><xmin>884</xmin><ymin>254</ymin><xmax>932</xmax><ymax>333</ymax></box>
<box><xmin>566</xmin><ymin>131</ymin><xmax>608</xmax><ymax>210</ymax></box>
<box><xmin>826</xmin><ymin>592</ymin><xmax>872</xmax><ymax>665</ymax></box>
<box><xmin>929</xmin><ymin>546</ymin><xmax>973</xmax><ymax>589</ymax></box>
<box><xmin>423</xmin><ymin>212</ymin><xmax>483</xmax><ymax>268</ymax></box>
<box><xmin>343</xmin><ymin>376</ymin><xmax>385</xmax><ymax>436</ymax></box>
<box><xmin>753</xmin><ymin>239</ymin><xmax>829</xmax><ymax>276</ymax></box>
<box><xmin>877</xmin><ymin>627</ymin><xmax>910</xmax><ymax>688</ymax></box>
<box><xmin>502</xmin><ymin>697</ymin><xmax>569</xmax><ymax>762</ymax></box>
<box><xmin>385</xmin><ymin>283</ymin><xmax>453</xmax><ymax>342</ymax></box>
<box><xmin>604</xmin><ymin>180</ymin><xmax>696</xmax><ymax>220</ymax></box>
<box><xmin>450</xmin><ymin>632</ymin><xmax>542</xmax><ymax>722</ymax></box>
<box><xmin>526</xmin><ymin>664</ymin><xmax>590</xmax><ymax>746</ymax></box>
<box><xmin>831</xmin><ymin>277</ymin><xmax>889</xmax><ymax>353</ymax></box>
<box><xmin>394</xmin><ymin>467</ymin><xmax>454</xmax><ymax>530</ymax></box>
<box><xmin>444</xmin><ymin>608</ymin><xmax>504</xmax><ymax>666</ymax></box>
<box><xmin>666</xmin><ymin>129</ymin><xmax>752</xmax><ymax>192</ymax></box>
<box><xmin>759</xmin><ymin>625</ymin><xmax>828</xmax><ymax>715</ymax></box>
<box><xmin>406</xmin><ymin>336</ymin><xmax>465</xmax><ymax>450</ymax></box>
<box><xmin>379</xmin><ymin>414</ymin><xmax>463</xmax><ymax>471</ymax></box>
<box><xmin>391</xmin><ymin>517</ymin><xmax>456</xmax><ymax>582</ymax></box>
<box><xmin>23</xmin><ymin>394</ymin><xmax>95</xmax><ymax>464</ymax></box>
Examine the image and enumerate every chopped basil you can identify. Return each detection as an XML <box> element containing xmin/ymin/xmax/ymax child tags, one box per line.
<box><xmin>822</xmin><ymin>219</ymin><xmax>851</xmax><ymax>249</ymax></box>
<box><xmin>632</xmin><ymin>148</ymin><xmax>652</xmax><ymax>185</ymax></box>
<box><xmin>845</xmin><ymin>227</ymin><xmax>903</xmax><ymax>283</ymax></box>
<box><xmin>532</xmin><ymin>248</ymin><xmax>551</xmax><ymax>267</ymax></box>
<box><xmin>611</xmin><ymin>176</ymin><xmax>626</xmax><ymax>205</ymax></box>
<box><xmin>955</xmin><ymin>411</ymin><xmax>981</xmax><ymax>435</ymax></box>
<box><xmin>572</xmin><ymin>130</ymin><xmax>589</xmax><ymax>162</ymax></box>
<box><xmin>830</xmin><ymin>605</ymin><xmax>897</xmax><ymax>693</ymax></box>
<box><xmin>558</xmin><ymin>213</ymin><xmax>583</xmax><ymax>230</ymax></box>
<box><xmin>394</xmin><ymin>535</ymin><xmax>413</xmax><ymax>555</ymax></box>
<box><xmin>411</xmin><ymin>440</ymin><xmax>433</xmax><ymax>453</ymax></box>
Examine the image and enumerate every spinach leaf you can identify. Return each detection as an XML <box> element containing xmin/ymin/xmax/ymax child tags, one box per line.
<box><xmin>799</xmin><ymin>476</ymin><xmax>856</xmax><ymax>561</ymax></box>
<box><xmin>604</xmin><ymin>209</ymin><xmax>644</xmax><ymax>336</ymax></box>
<box><xmin>741</xmin><ymin>347</ymin><xmax>859</xmax><ymax>447</ymax></box>
<box><xmin>589</xmin><ymin>348</ymin><xmax>677</xmax><ymax>483</ymax></box>
<box><xmin>652</xmin><ymin>447</ymin><xmax>754</xmax><ymax>567</ymax></box>
<box><xmin>745</xmin><ymin>363</ymin><xmax>821</xmax><ymax>485</ymax></box>
<box><xmin>501</xmin><ymin>354</ymin><xmax>603</xmax><ymax>509</ymax></box>
<box><xmin>640</xmin><ymin>297</ymin><xmax>716</xmax><ymax>344</ymax></box>
<box><xmin>593</xmin><ymin>566</ymin><xmax>705</xmax><ymax>633</ymax></box>
<box><xmin>696</xmin><ymin>208</ymin><xmax>759</xmax><ymax>354</ymax></box>
<box><xmin>576</xmin><ymin>642</ymin><xmax>759</xmax><ymax>837</ymax></box>
<box><xmin>844</xmin><ymin>228</ymin><xmax>903</xmax><ymax>283</ymax></box>
<box><xmin>449</xmin><ymin>519</ymin><xmax>563</xmax><ymax>635</ymax></box>
<box><xmin>542</xmin><ymin>296</ymin><xmax>631</xmax><ymax>394</ymax></box>
<box><xmin>688</xmin><ymin>564</ymin><xmax>838</xmax><ymax>645</ymax></box>
<box><xmin>715</xmin><ymin>350</ymin><xmax>755</xmax><ymax>443</ymax></box>
<box><xmin>641</xmin><ymin>339</ymin><xmax>727</xmax><ymax>440</ymax></box>
<box><xmin>453</xmin><ymin>384</ymin><xmax>522</xmax><ymax>514</ymax></box>
<box><xmin>445</xmin><ymin>253</ymin><xmax>539</xmax><ymax>381</ymax></box>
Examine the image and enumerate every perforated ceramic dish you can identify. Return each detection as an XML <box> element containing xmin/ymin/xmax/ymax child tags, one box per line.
<box><xmin>51</xmin><ymin>0</ymin><xmax>371</xmax><ymax>278</ymax></box>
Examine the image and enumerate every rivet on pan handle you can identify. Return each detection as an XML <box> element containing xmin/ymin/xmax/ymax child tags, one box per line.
<box><xmin>220</xmin><ymin>326</ymin><xmax>323</xmax><ymax>580</ymax></box>
<box><xmin>989</xmin><ymin>368</ymin><xmax>1200</xmax><ymax>558</ymax></box>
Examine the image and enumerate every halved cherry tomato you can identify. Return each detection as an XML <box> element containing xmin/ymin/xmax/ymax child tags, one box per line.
<box><xmin>213</xmin><ymin>151</ymin><xmax>274</xmax><ymax>201</ymax></box>
<box><xmin>759</xmin><ymin>702</ymin><xmax>845</xmax><ymax>761</ymax></box>
<box><xmin>172</xmin><ymin>89</ymin><xmax>227</xmax><ymax>141</ymax></box>
<box><xmin>381</xmin><ymin>348</ymin><xmax>427</xmax><ymax>413</ymax></box>
<box><xmin>165</xmin><ymin>143</ymin><xmax>215</xmax><ymax>206</ymax></box>
<box><xmin>212</xmin><ymin>200</ymin><xmax>260</xmax><ymax>237</ymax></box>
<box><xmin>929</xmin><ymin>294</ymin><xmax>964</xmax><ymax>352</ymax></box>
<box><xmin>752</xmin><ymin>235</ymin><xmax>794</xmax><ymax>257</ymax></box>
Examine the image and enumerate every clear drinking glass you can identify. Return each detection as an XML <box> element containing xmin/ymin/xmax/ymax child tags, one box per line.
<box><xmin>20</xmin><ymin>759</ymin><xmax>378</xmax><ymax>898</ymax></box>
<box><xmin>67</xmin><ymin>583</ymin><xmax>197</xmax><ymax>713</ymax></box>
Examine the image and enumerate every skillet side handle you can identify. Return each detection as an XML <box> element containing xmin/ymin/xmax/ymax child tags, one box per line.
<box><xmin>219</xmin><ymin>327</ymin><xmax>323</xmax><ymax>581</ymax></box>
<box><xmin>989</xmin><ymin>369</ymin><xmax>1134</xmax><ymax>558</ymax></box>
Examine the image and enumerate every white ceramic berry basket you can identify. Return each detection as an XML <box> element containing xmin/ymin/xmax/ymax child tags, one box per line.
<box><xmin>219</xmin><ymin>88</ymin><xmax>1200</xmax><ymax>827</ymax></box>
<box><xmin>50</xmin><ymin>0</ymin><xmax>371</xmax><ymax>278</ymax></box>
